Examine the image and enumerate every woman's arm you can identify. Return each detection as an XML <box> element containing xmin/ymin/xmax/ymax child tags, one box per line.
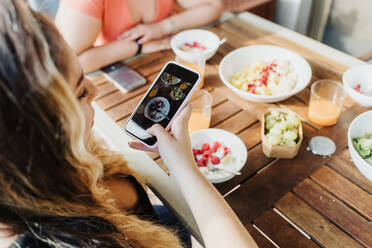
<box><xmin>121</xmin><ymin>0</ymin><xmax>224</xmax><ymax>44</ymax></box>
<box><xmin>129</xmin><ymin>105</ymin><xmax>258</xmax><ymax>248</ymax></box>
<box><xmin>55</xmin><ymin>5</ymin><xmax>139</xmax><ymax>73</ymax></box>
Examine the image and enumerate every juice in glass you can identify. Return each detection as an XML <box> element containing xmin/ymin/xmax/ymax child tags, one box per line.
<box><xmin>308</xmin><ymin>80</ymin><xmax>345</xmax><ymax>126</ymax></box>
<box><xmin>175</xmin><ymin>56</ymin><xmax>205</xmax><ymax>88</ymax></box>
<box><xmin>188</xmin><ymin>89</ymin><xmax>212</xmax><ymax>133</ymax></box>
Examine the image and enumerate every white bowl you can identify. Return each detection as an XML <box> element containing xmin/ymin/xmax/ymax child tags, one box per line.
<box><xmin>343</xmin><ymin>64</ymin><xmax>372</xmax><ymax>107</ymax></box>
<box><xmin>171</xmin><ymin>29</ymin><xmax>221</xmax><ymax>62</ymax></box>
<box><xmin>348</xmin><ymin>110</ymin><xmax>372</xmax><ymax>181</ymax></box>
<box><xmin>190</xmin><ymin>128</ymin><xmax>247</xmax><ymax>184</ymax></box>
<box><xmin>219</xmin><ymin>45</ymin><xmax>312</xmax><ymax>103</ymax></box>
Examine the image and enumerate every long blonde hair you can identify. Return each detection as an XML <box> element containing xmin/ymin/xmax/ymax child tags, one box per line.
<box><xmin>0</xmin><ymin>0</ymin><xmax>183</xmax><ymax>247</ymax></box>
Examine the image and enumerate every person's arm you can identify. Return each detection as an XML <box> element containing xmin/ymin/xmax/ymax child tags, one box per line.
<box><xmin>121</xmin><ymin>0</ymin><xmax>224</xmax><ymax>44</ymax></box>
<box><xmin>55</xmin><ymin>5</ymin><xmax>139</xmax><ymax>73</ymax></box>
<box><xmin>129</xmin><ymin>105</ymin><xmax>258</xmax><ymax>248</ymax></box>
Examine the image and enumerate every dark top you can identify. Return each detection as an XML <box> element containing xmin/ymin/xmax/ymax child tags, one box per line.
<box><xmin>9</xmin><ymin>176</ymin><xmax>157</xmax><ymax>248</ymax></box>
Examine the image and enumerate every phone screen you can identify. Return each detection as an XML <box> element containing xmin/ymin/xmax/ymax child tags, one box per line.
<box><xmin>125</xmin><ymin>62</ymin><xmax>200</xmax><ymax>146</ymax></box>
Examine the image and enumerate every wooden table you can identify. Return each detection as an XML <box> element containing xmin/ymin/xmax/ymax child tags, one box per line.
<box><xmin>91</xmin><ymin>13</ymin><xmax>372</xmax><ymax>248</ymax></box>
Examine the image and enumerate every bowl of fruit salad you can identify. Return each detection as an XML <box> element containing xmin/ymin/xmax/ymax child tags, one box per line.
<box><xmin>262</xmin><ymin>109</ymin><xmax>303</xmax><ymax>159</ymax></box>
<box><xmin>348</xmin><ymin>110</ymin><xmax>372</xmax><ymax>181</ymax></box>
<box><xmin>171</xmin><ymin>29</ymin><xmax>222</xmax><ymax>62</ymax></box>
<box><xmin>219</xmin><ymin>45</ymin><xmax>311</xmax><ymax>103</ymax></box>
<box><xmin>343</xmin><ymin>64</ymin><xmax>372</xmax><ymax>107</ymax></box>
<box><xmin>190</xmin><ymin>129</ymin><xmax>247</xmax><ymax>183</ymax></box>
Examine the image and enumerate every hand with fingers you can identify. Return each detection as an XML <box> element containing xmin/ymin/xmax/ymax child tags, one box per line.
<box><xmin>141</xmin><ymin>37</ymin><xmax>171</xmax><ymax>54</ymax></box>
<box><xmin>118</xmin><ymin>21</ymin><xmax>170</xmax><ymax>44</ymax></box>
<box><xmin>129</xmin><ymin>104</ymin><xmax>196</xmax><ymax>172</ymax></box>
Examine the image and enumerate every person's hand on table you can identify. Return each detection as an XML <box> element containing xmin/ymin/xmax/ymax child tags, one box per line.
<box><xmin>129</xmin><ymin>104</ymin><xmax>196</xmax><ymax>172</ymax></box>
<box><xmin>141</xmin><ymin>37</ymin><xmax>171</xmax><ymax>54</ymax></box>
<box><xmin>119</xmin><ymin>21</ymin><xmax>170</xmax><ymax>44</ymax></box>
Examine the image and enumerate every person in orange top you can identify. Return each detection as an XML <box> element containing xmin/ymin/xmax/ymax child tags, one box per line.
<box><xmin>55</xmin><ymin>0</ymin><xmax>224</xmax><ymax>73</ymax></box>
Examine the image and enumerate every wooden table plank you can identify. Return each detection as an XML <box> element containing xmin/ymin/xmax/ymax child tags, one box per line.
<box><xmin>327</xmin><ymin>148</ymin><xmax>372</xmax><ymax>194</ymax></box>
<box><xmin>96</xmin><ymin>83</ymin><xmax>118</xmax><ymax>100</ymax></box>
<box><xmin>245</xmin><ymin>224</ymin><xmax>277</xmax><ymax>248</ymax></box>
<box><xmin>294</xmin><ymin>178</ymin><xmax>372</xmax><ymax>247</ymax></box>
<box><xmin>134</xmin><ymin>51</ymin><xmax>174</xmax><ymax>77</ymax></box>
<box><xmin>210</xmin><ymin>100</ymin><xmax>242</xmax><ymax>126</ymax></box>
<box><xmin>236</xmin><ymin>122</ymin><xmax>261</xmax><ymax>150</ymax></box>
<box><xmin>214</xmin><ymin>110</ymin><xmax>257</xmax><ymax>133</ymax></box>
<box><xmin>275</xmin><ymin>192</ymin><xmax>364</xmax><ymax>248</ymax></box>
<box><xmin>254</xmin><ymin>209</ymin><xmax>320</xmax><ymax>248</ymax></box>
<box><xmin>310</xmin><ymin>166</ymin><xmax>372</xmax><ymax>221</ymax></box>
<box><xmin>106</xmin><ymin>94</ymin><xmax>143</xmax><ymax>121</ymax></box>
<box><xmin>215</xmin><ymin>144</ymin><xmax>273</xmax><ymax>195</ymax></box>
<box><xmin>223</xmin><ymin>104</ymin><xmax>367</xmax><ymax>223</ymax></box>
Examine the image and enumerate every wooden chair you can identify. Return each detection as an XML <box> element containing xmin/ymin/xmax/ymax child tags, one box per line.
<box><xmin>92</xmin><ymin>103</ymin><xmax>204</xmax><ymax>246</ymax></box>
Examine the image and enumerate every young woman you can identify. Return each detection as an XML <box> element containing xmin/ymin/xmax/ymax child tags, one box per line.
<box><xmin>0</xmin><ymin>0</ymin><xmax>257</xmax><ymax>247</ymax></box>
<box><xmin>55</xmin><ymin>0</ymin><xmax>224</xmax><ymax>73</ymax></box>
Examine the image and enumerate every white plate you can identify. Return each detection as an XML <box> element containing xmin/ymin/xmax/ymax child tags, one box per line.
<box><xmin>161</xmin><ymin>72</ymin><xmax>181</xmax><ymax>85</ymax></box>
<box><xmin>144</xmin><ymin>97</ymin><xmax>170</xmax><ymax>123</ymax></box>
<box><xmin>190</xmin><ymin>128</ymin><xmax>247</xmax><ymax>183</ymax></box>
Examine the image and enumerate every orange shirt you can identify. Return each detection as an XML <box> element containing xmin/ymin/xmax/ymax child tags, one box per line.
<box><xmin>61</xmin><ymin>0</ymin><xmax>174</xmax><ymax>46</ymax></box>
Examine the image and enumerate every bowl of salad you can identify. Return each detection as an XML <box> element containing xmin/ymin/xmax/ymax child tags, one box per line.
<box><xmin>343</xmin><ymin>64</ymin><xmax>372</xmax><ymax>107</ymax></box>
<box><xmin>262</xmin><ymin>109</ymin><xmax>303</xmax><ymax>159</ymax></box>
<box><xmin>348</xmin><ymin>110</ymin><xmax>372</xmax><ymax>181</ymax></box>
<box><xmin>219</xmin><ymin>45</ymin><xmax>312</xmax><ymax>103</ymax></box>
<box><xmin>170</xmin><ymin>29</ymin><xmax>222</xmax><ymax>62</ymax></box>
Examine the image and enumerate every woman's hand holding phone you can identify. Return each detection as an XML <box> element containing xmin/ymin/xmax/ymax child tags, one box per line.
<box><xmin>129</xmin><ymin>104</ymin><xmax>197</xmax><ymax>173</ymax></box>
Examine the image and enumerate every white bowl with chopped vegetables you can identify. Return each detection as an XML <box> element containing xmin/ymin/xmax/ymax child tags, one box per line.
<box><xmin>219</xmin><ymin>45</ymin><xmax>312</xmax><ymax>103</ymax></box>
<box><xmin>348</xmin><ymin>110</ymin><xmax>372</xmax><ymax>181</ymax></box>
<box><xmin>343</xmin><ymin>64</ymin><xmax>372</xmax><ymax>107</ymax></box>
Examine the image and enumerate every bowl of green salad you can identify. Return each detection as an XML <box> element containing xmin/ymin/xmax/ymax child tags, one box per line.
<box><xmin>348</xmin><ymin>110</ymin><xmax>372</xmax><ymax>181</ymax></box>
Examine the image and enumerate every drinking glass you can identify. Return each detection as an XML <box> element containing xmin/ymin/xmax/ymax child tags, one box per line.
<box><xmin>188</xmin><ymin>89</ymin><xmax>212</xmax><ymax>133</ymax></box>
<box><xmin>175</xmin><ymin>56</ymin><xmax>206</xmax><ymax>88</ymax></box>
<box><xmin>308</xmin><ymin>80</ymin><xmax>345</xmax><ymax>126</ymax></box>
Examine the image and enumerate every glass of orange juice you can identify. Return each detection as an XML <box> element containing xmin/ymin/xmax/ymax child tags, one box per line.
<box><xmin>175</xmin><ymin>56</ymin><xmax>206</xmax><ymax>88</ymax></box>
<box><xmin>188</xmin><ymin>89</ymin><xmax>212</xmax><ymax>133</ymax></box>
<box><xmin>308</xmin><ymin>80</ymin><xmax>345</xmax><ymax>126</ymax></box>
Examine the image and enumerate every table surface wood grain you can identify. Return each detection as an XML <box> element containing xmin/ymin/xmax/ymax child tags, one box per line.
<box><xmin>91</xmin><ymin>16</ymin><xmax>372</xmax><ymax>248</ymax></box>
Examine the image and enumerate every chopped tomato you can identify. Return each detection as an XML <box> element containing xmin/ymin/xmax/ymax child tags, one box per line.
<box><xmin>202</xmin><ymin>143</ymin><xmax>210</xmax><ymax>151</ymax></box>
<box><xmin>354</xmin><ymin>84</ymin><xmax>361</xmax><ymax>93</ymax></box>
<box><xmin>211</xmin><ymin>156</ymin><xmax>220</xmax><ymax>165</ymax></box>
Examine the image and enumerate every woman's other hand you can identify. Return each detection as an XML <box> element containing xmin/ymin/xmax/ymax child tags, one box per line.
<box><xmin>141</xmin><ymin>37</ymin><xmax>171</xmax><ymax>54</ymax></box>
<box><xmin>129</xmin><ymin>104</ymin><xmax>195</xmax><ymax>171</ymax></box>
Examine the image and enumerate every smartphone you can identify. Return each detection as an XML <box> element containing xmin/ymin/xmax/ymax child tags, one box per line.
<box><xmin>101</xmin><ymin>61</ymin><xmax>146</xmax><ymax>92</ymax></box>
<box><xmin>124</xmin><ymin>61</ymin><xmax>201</xmax><ymax>148</ymax></box>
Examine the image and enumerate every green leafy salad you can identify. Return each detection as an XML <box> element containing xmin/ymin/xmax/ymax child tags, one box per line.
<box><xmin>265</xmin><ymin>110</ymin><xmax>301</xmax><ymax>147</ymax></box>
<box><xmin>353</xmin><ymin>133</ymin><xmax>372</xmax><ymax>165</ymax></box>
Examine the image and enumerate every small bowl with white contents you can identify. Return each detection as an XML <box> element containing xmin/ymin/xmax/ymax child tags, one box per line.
<box><xmin>343</xmin><ymin>64</ymin><xmax>372</xmax><ymax>107</ymax></box>
<box><xmin>171</xmin><ymin>29</ymin><xmax>222</xmax><ymax>62</ymax></box>
<box><xmin>262</xmin><ymin>108</ymin><xmax>303</xmax><ymax>159</ymax></box>
<box><xmin>190</xmin><ymin>128</ymin><xmax>247</xmax><ymax>183</ymax></box>
<box><xmin>348</xmin><ymin>110</ymin><xmax>372</xmax><ymax>181</ymax></box>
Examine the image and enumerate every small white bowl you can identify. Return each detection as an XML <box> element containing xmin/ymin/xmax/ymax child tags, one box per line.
<box><xmin>219</xmin><ymin>45</ymin><xmax>312</xmax><ymax>103</ymax></box>
<box><xmin>348</xmin><ymin>110</ymin><xmax>372</xmax><ymax>182</ymax></box>
<box><xmin>171</xmin><ymin>29</ymin><xmax>221</xmax><ymax>62</ymax></box>
<box><xmin>190</xmin><ymin>128</ymin><xmax>247</xmax><ymax>184</ymax></box>
<box><xmin>343</xmin><ymin>64</ymin><xmax>372</xmax><ymax>107</ymax></box>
